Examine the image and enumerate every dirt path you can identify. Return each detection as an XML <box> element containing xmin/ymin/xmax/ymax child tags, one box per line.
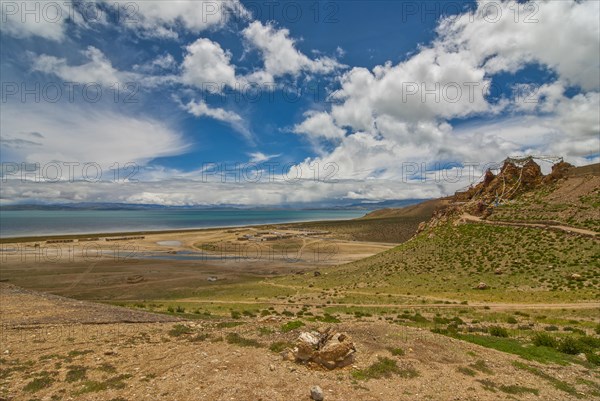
<box><xmin>461</xmin><ymin>213</ymin><xmax>598</xmax><ymax>237</ymax></box>
<box><xmin>145</xmin><ymin>296</ymin><xmax>600</xmax><ymax>311</ymax></box>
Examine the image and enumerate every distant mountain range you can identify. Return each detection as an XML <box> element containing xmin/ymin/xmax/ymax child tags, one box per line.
<box><xmin>0</xmin><ymin>199</ymin><xmax>427</xmax><ymax>211</ymax></box>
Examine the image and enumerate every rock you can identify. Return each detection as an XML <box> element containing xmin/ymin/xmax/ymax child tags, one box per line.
<box><xmin>207</xmin><ymin>276</ymin><xmax>218</xmax><ymax>282</ymax></box>
<box><xmin>313</xmin><ymin>271</ymin><xmax>321</xmax><ymax>277</ymax></box>
<box><xmin>298</xmin><ymin>332</ymin><xmax>321</xmax><ymax>347</ymax></box>
<box><xmin>259</xmin><ymin>315</ymin><xmax>280</xmax><ymax>323</ymax></box>
<box><xmin>494</xmin><ymin>268</ymin><xmax>503</xmax><ymax>275</ymax></box>
<box><xmin>310</xmin><ymin>386</ymin><xmax>324</xmax><ymax>401</ymax></box>
<box><xmin>569</xmin><ymin>273</ymin><xmax>582</xmax><ymax>280</ymax></box>
<box><xmin>269</xmin><ymin>364</ymin><xmax>275</xmax><ymax>371</ymax></box>
<box><xmin>286</xmin><ymin>328</ymin><xmax>356</xmax><ymax>370</ymax></box>
<box><xmin>476</xmin><ymin>282</ymin><xmax>488</xmax><ymax>290</ymax></box>
<box><xmin>543</xmin><ymin>161</ymin><xmax>574</xmax><ymax>183</ymax></box>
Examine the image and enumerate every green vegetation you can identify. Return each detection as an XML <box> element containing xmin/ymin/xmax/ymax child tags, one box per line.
<box><xmin>498</xmin><ymin>384</ymin><xmax>539</xmax><ymax>395</ymax></box>
<box><xmin>445</xmin><ymin>333</ymin><xmax>577</xmax><ymax>365</ymax></box>
<box><xmin>512</xmin><ymin>361</ymin><xmax>581</xmax><ymax>397</ymax></box>
<box><xmin>225</xmin><ymin>333</ymin><xmax>262</xmax><ymax>348</ymax></box>
<box><xmin>216</xmin><ymin>321</ymin><xmax>245</xmax><ymax>328</ymax></box>
<box><xmin>74</xmin><ymin>374</ymin><xmax>132</xmax><ymax>395</ymax></box>
<box><xmin>469</xmin><ymin>360</ymin><xmax>493</xmax><ymax>375</ymax></box>
<box><xmin>457</xmin><ymin>366</ymin><xmax>477</xmax><ymax>376</ymax></box>
<box><xmin>97</xmin><ymin>363</ymin><xmax>116</xmax><ymax>374</ymax></box>
<box><xmin>529</xmin><ymin>332</ymin><xmax>600</xmax><ymax>365</ymax></box>
<box><xmin>352</xmin><ymin>357</ymin><xmax>418</xmax><ymax>380</ymax></box>
<box><xmin>314</xmin><ymin>313</ymin><xmax>341</xmax><ymax>323</ymax></box>
<box><xmin>168</xmin><ymin>324</ymin><xmax>193</xmax><ymax>337</ymax></box>
<box><xmin>281</xmin><ymin>320</ymin><xmax>305</xmax><ymax>332</ymax></box>
<box><xmin>23</xmin><ymin>372</ymin><xmax>55</xmax><ymax>393</ymax></box>
<box><xmin>269</xmin><ymin>341</ymin><xmax>293</xmax><ymax>353</ymax></box>
<box><xmin>279</xmin><ymin>222</ymin><xmax>600</xmax><ymax>303</ymax></box>
<box><xmin>476</xmin><ymin>378</ymin><xmax>539</xmax><ymax>395</ymax></box>
<box><xmin>532</xmin><ymin>332</ymin><xmax>558</xmax><ymax>348</ymax></box>
<box><xmin>388</xmin><ymin>347</ymin><xmax>405</xmax><ymax>356</ymax></box>
<box><xmin>488</xmin><ymin>326</ymin><xmax>509</xmax><ymax>337</ymax></box>
<box><xmin>65</xmin><ymin>365</ymin><xmax>87</xmax><ymax>382</ymax></box>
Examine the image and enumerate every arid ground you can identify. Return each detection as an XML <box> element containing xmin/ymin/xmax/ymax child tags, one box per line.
<box><xmin>1</xmin><ymin>163</ymin><xmax>599</xmax><ymax>401</ymax></box>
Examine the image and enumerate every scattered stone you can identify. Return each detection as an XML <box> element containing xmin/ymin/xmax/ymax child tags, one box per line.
<box><xmin>259</xmin><ymin>315</ymin><xmax>280</xmax><ymax>323</ymax></box>
<box><xmin>476</xmin><ymin>282</ymin><xmax>488</xmax><ymax>290</ymax></box>
<box><xmin>310</xmin><ymin>386</ymin><xmax>324</xmax><ymax>401</ymax></box>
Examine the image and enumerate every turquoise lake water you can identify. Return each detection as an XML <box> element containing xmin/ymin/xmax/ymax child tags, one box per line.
<box><xmin>0</xmin><ymin>209</ymin><xmax>369</xmax><ymax>238</ymax></box>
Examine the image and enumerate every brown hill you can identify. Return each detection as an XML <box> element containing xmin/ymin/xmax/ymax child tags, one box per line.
<box><xmin>420</xmin><ymin>159</ymin><xmax>599</xmax><ymax>233</ymax></box>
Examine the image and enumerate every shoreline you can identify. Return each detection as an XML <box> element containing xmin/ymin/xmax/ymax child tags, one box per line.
<box><xmin>0</xmin><ymin>214</ymin><xmax>370</xmax><ymax>243</ymax></box>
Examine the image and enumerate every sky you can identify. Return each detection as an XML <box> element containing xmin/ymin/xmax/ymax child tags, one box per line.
<box><xmin>1</xmin><ymin>0</ymin><xmax>599</xmax><ymax>207</ymax></box>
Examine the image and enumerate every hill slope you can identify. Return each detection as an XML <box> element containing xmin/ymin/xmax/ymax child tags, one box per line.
<box><xmin>282</xmin><ymin>160</ymin><xmax>600</xmax><ymax>304</ymax></box>
<box><xmin>288</xmin><ymin>199</ymin><xmax>445</xmax><ymax>243</ymax></box>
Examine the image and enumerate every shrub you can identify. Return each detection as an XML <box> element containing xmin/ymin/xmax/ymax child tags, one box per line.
<box><xmin>269</xmin><ymin>341</ymin><xmax>292</xmax><ymax>353</ymax></box>
<box><xmin>281</xmin><ymin>320</ymin><xmax>305</xmax><ymax>333</ymax></box>
<box><xmin>351</xmin><ymin>357</ymin><xmax>418</xmax><ymax>380</ymax></box>
<box><xmin>563</xmin><ymin>327</ymin><xmax>585</xmax><ymax>335</ymax></box>
<box><xmin>230</xmin><ymin>311</ymin><xmax>241</xmax><ymax>319</ymax></box>
<box><xmin>506</xmin><ymin>316</ymin><xmax>518</xmax><ymax>324</ymax></box>
<box><xmin>457</xmin><ymin>366</ymin><xmax>476</xmax><ymax>376</ymax></box>
<box><xmin>595</xmin><ymin>324</ymin><xmax>600</xmax><ymax>335</ymax></box>
<box><xmin>388</xmin><ymin>347</ymin><xmax>405</xmax><ymax>356</ymax></box>
<box><xmin>225</xmin><ymin>333</ymin><xmax>261</xmax><ymax>348</ymax></box>
<box><xmin>557</xmin><ymin>337</ymin><xmax>583</xmax><ymax>355</ymax></box>
<box><xmin>65</xmin><ymin>365</ymin><xmax>87</xmax><ymax>382</ymax></box>
<box><xmin>532</xmin><ymin>332</ymin><xmax>557</xmax><ymax>348</ymax></box>
<box><xmin>586</xmin><ymin>352</ymin><xmax>600</xmax><ymax>366</ymax></box>
<box><xmin>175</xmin><ymin>306</ymin><xmax>185</xmax><ymax>313</ymax></box>
<box><xmin>578</xmin><ymin>335</ymin><xmax>600</xmax><ymax>350</ymax></box>
<box><xmin>489</xmin><ymin>326</ymin><xmax>509</xmax><ymax>338</ymax></box>
<box><xmin>315</xmin><ymin>313</ymin><xmax>340</xmax><ymax>323</ymax></box>
<box><xmin>168</xmin><ymin>324</ymin><xmax>192</xmax><ymax>337</ymax></box>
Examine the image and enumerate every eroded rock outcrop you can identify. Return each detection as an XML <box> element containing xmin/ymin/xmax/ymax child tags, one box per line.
<box><xmin>282</xmin><ymin>328</ymin><xmax>356</xmax><ymax>370</ymax></box>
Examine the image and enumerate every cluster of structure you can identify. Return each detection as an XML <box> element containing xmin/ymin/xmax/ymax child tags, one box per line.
<box><xmin>237</xmin><ymin>230</ymin><xmax>329</xmax><ymax>242</ymax></box>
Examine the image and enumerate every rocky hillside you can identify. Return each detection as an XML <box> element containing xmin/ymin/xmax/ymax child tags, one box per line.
<box><xmin>419</xmin><ymin>159</ymin><xmax>600</xmax><ymax>233</ymax></box>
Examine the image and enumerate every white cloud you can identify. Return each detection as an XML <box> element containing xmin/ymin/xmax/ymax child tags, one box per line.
<box><xmin>184</xmin><ymin>99</ymin><xmax>251</xmax><ymax>140</ymax></box>
<box><xmin>32</xmin><ymin>46</ymin><xmax>140</xmax><ymax>86</ymax></box>
<box><xmin>248</xmin><ymin>152</ymin><xmax>279</xmax><ymax>163</ymax></box>
<box><xmin>0</xmin><ymin>103</ymin><xmax>187</xmax><ymax>168</ymax></box>
<box><xmin>103</xmin><ymin>0</ymin><xmax>250</xmax><ymax>39</ymax></box>
<box><xmin>181</xmin><ymin>38</ymin><xmax>238</xmax><ymax>89</ymax></box>
<box><xmin>437</xmin><ymin>0</ymin><xmax>600</xmax><ymax>91</ymax></box>
<box><xmin>1</xmin><ymin>2</ymin><xmax>70</xmax><ymax>41</ymax></box>
<box><xmin>293</xmin><ymin>111</ymin><xmax>346</xmax><ymax>140</ymax></box>
<box><xmin>288</xmin><ymin>0</ymin><xmax>599</xmax><ymax>203</ymax></box>
<box><xmin>329</xmin><ymin>46</ymin><xmax>490</xmax><ymax>132</ymax></box>
<box><xmin>242</xmin><ymin>21</ymin><xmax>343</xmax><ymax>82</ymax></box>
<box><xmin>134</xmin><ymin>53</ymin><xmax>177</xmax><ymax>73</ymax></box>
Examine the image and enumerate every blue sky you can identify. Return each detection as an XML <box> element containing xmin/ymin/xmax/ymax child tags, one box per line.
<box><xmin>1</xmin><ymin>0</ymin><xmax>599</xmax><ymax>206</ymax></box>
